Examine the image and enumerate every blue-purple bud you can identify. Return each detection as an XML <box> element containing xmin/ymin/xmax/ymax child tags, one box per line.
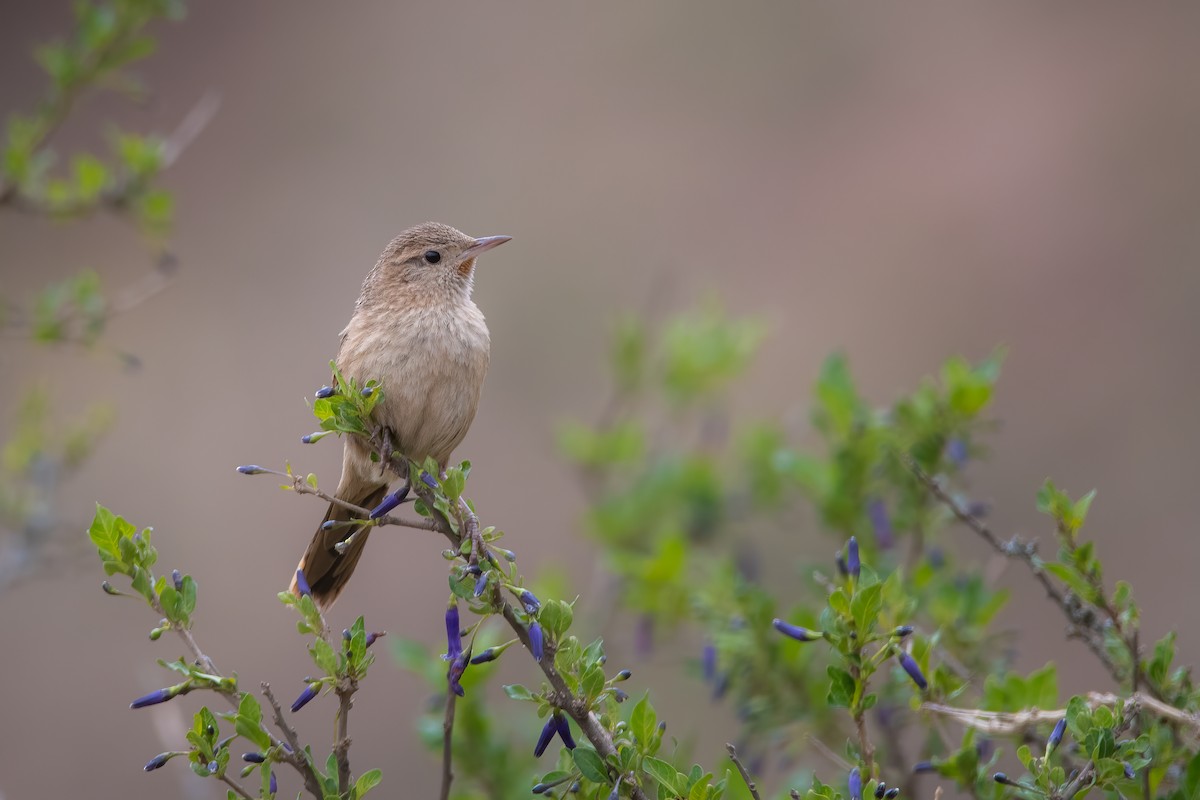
<box><xmin>300</xmin><ymin>434</ymin><xmax>317</xmax><ymax>444</ymax></box>
<box><xmin>713</xmin><ymin>673</ymin><xmax>730</xmax><ymax>700</ymax></box>
<box><xmin>364</xmin><ymin>631</ymin><xmax>384</xmax><ymax>648</ymax></box>
<box><xmin>143</xmin><ymin>752</ymin><xmax>174</xmax><ymax>771</ymax></box>
<box><xmin>847</xmin><ymin>537</ymin><xmax>861</xmax><ymax>579</ymax></box>
<box><xmin>130</xmin><ymin>687</ymin><xmax>176</xmax><ymax>709</ymax></box>
<box><xmin>520</xmin><ymin>590</ymin><xmax>541</xmax><ymax>614</ymax></box>
<box><xmin>773</xmin><ymin>619</ymin><xmax>821</xmax><ymax>641</ymax></box>
<box><xmin>528</xmin><ymin>621</ymin><xmax>544</xmax><ymax>662</ymax></box>
<box><xmin>1047</xmin><ymin>718</ymin><xmax>1067</xmax><ymax>753</ymax></box>
<box><xmin>420</xmin><ymin>471</ymin><xmax>438</xmax><ymax>489</ymax></box>
<box><xmin>207</xmin><ymin>761</ymin><xmax>219</xmax><ymax>775</ymax></box>
<box><xmin>532</xmin><ymin>784</ymin><xmax>552</xmax><ymax>795</ymax></box>
<box><xmin>912</xmin><ymin>761</ymin><xmax>936</xmax><ymax>774</ymax></box>
<box><xmin>884</xmin><ymin>789</ymin><xmax>899</xmax><ymax>799</ymax></box>
<box><xmin>290</xmin><ymin>682</ymin><xmax>320</xmax><ymax>713</ymax></box>
<box><xmin>236</xmin><ymin>465</ymin><xmax>266</xmax><ymax>475</ymax></box>
<box><xmin>893</xmin><ymin>625</ymin><xmax>914</xmax><ymax>638</ymax></box>
<box><xmin>947</xmin><ymin>438</ymin><xmax>968</xmax><ymax>468</ymax></box>
<box><xmin>613</xmin><ymin>688</ymin><xmax>629</xmax><ymax>702</ymax></box>
<box><xmin>444</xmin><ymin>603</ymin><xmax>462</xmax><ymax>659</ymax></box>
<box><xmin>321</xmin><ymin>520</ymin><xmax>338</xmax><ymax>531</ymax></box>
<box><xmin>1123</xmin><ymin>763</ymin><xmax>1135</xmax><ymax>780</ymax></box>
<box><xmin>470</xmin><ymin>648</ymin><xmax>500</xmax><ymax>665</ymax></box>
<box><xmin>361</xmin><ymin>386</ymin><xmax>374</xmax><ymax>397</ymax></box>
<box><xmin>993</xmin><ymin>773</ymin><xmax>1014</xmax><ymax>785</ymax></box>
<box><xmin>615</xmin><ymin>669</ymin><xmax>632</xmax><ymax>681</ymax></box>
<box><xmin>868</xmin><ymin>500</ymin><xmax>894</xmax><ymax>550</ymax></box>
<box><xmin>101</xmin><ymin>580</ymin><xmax>122</xmax><ymax>595</ymax></box>
<box><xmin>294</xmin><ymin>568</ymin><xmax>312</xmax><ymax>598</ymax></box>
<box><xmin>171</xmin><ymin>569</ymin><xmax>183</xmax><ymax>591</ymax></box>
<box><xmin>875</xmin><ymin>781</ymin><xmax>887</xmax><ymax>798</ymax></box>
<box><xmin>849</xmin><ymin>767</ymin><xmax>862</xmax><ymax>800</ymax></box>
<box><xmin>534</xmin><ymin>715</ymin><xmax>558</xmax><ymax>758</ymax></box>
<box><xmin>556</xmin><ymin>713</ymin><xmax>577</xmax><ymax>749</ymax></box>
<box><xmin>242</xmin><ymin>752</ymin><xmax>266</xmax><ymax>763</ymax></box>
<box><xmin>898</xmin><ymin>651</ymin><xmax>927</xmax><ymax>690</ymax></box>
<box><xmin>369</xmin><ymin>486</ymin><xmax>409</xmax><ymax>519</ymax></box>
<box><xmin>495</xmin><ymin>547</ymin><xmax>517</xmax><ymax>562</ymax></box>
<box><xmin>342</xmin><ymin>628</ymin><xmax>352</xmax><ymax>641</ymax></box>
<box><xmin>702</xmin><ymin>643</ymin><xmax>717</xmax><ymax>682</ymax></box>
<box><xmin>447</xmin><ymin>652</ymin><xmax>469</xmax><ymax>697</ymax></box>
<box><xmin>474</xmin><ymin>572</ymin><xmax>489</xmax><ymax>597</ymax></box>
<box><xmin>836</xmin><ymin>554</ymin><xmax>848</xmax><ymax>576</ymax></box>
<box><xmin>269</xmin><ymin>771</ymin><xmax>277</xmax><ymax>795</ymax></box>
<box><xmin>315</xmin><ymin>385</ymin><xmax>335</xmax><ymax>399</ymax></box>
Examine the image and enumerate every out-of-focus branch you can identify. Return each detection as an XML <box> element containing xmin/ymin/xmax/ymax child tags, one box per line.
<box><xmin>439</xmin><ymin>689</ymin><xmax>457</xmax><ymax>800</ymax></box>
<box><xmin>726</xmin><ymin>743</ymin><xmax>763</xmax><ymax>800</ymax></box>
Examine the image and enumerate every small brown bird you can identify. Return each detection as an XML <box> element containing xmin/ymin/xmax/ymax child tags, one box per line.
<box><xmin>291</xmin><ymin>222</ymin><xmax>510</xmax><ymax>609</ymax></box>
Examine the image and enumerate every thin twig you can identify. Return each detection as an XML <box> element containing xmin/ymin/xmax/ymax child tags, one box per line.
<box><xmin>262</xmin><ymin>682</ymin><xmax>326</xmax><ymax>799</ymax></box>
<box><xmin>334</xmin><ymin>679</ymin><xmax>355</xmax><ymax>795</ymax></box>
<box><xmin>922</xmin><ymin>691</ymin><xmax>1200</xmax><ymax>736</ymax></box>
<box><xmin>726</xmin><ymin>743</ymin><xmax>763</xmax><ymax>800</ymax></box>
<box><xmin>439</xmin><ymin>689</ymin><xmax>457</xmax><ymax>800</ymax></box>
<box><xmin>219</xmin><ymin>773</ymin><xmax>255</xmax><ymax>800</ymax></box>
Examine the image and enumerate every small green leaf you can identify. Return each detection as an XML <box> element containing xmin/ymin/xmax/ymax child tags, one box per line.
<box><xmin>503</xmin><ymin>684</ymin><xmax>536</xmax><ymax>702</ymax></box>
<box><xmin>631</xmin><ymin>693</ymin><xmax>657</xmax><ymax>747</ymax></box>
<box><xmin>573</xmin><ymin>747</ymin><xmax>609</xmax><ymax>784</ymax></box>
<box><xmin>354</xmin><ymin>769</ymin><xmax>383</xmax><ymax>798</ymax></box>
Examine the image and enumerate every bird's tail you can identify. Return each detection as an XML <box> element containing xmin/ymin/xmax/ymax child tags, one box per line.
<box><xmin>291</xmin><ymin>484</ymin><xmax>389</xmax><ymax>610</ymax></box>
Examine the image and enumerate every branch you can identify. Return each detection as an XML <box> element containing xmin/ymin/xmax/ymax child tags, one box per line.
<box><xmin>923</xmin><ymin>691</ymin><xmax>1200</xmax><ymax>736</ymax></box>
<box><xmin>262</xmin><ymin>682</ymin><xmax>326</xmax><ymax>799</ymax></box>
<box><xmin>1054</xmin><ymin>702</ymin><xmax>1139</xmax><ymax>800</ymax></box>
<box><xmin>219</xmin><ymin>773</ymin><xmax>255</xmax><ymax>800</ymax></box>
<box><xmin>726</xmin><ymin>743</ymin><xmax>763</xmax><ymax>800</ymax></box>
<box><xmin>439</xmin><ymin>689</ymin><xmax>457</xmax><ymax>800</ymax></box>
<box><xmin>334</xmin><ymin>678</ymin><xmax>356</xmax><ymax>796</ymax></box>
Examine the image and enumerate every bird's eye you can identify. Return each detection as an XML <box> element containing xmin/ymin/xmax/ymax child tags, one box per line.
<box><xmin>423</xmin><ymin>250</ymin><xmax>441</xmax><ymax>264</ymax></box>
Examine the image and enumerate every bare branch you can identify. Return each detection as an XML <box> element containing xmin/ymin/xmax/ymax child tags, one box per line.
<box><xmin>726</xmin><ymin>743</ymin><xmax>763</xmax><ymax>800</ymax></box>
<box><xmin>262</xmin><ymin>682</ymin><xmax>326</xmax><ymax>799</ymax></box>
<box><xmin>439</xmin><ymin>690</ymin><xmax>457</xmax><ymax>800</ymax></box>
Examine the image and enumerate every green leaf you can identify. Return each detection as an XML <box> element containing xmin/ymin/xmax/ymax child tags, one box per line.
<box><xmin>573</xmin><ymin>747</ymin><xmax>609</xmax><ymax>784</ymax></box>
<box><xmin>353</xmin><ymin>769</ymin><xmax>383</xmax><ymax>798</ymax></box>
<box><xmin>631</xmin><ymin>693</ymin><xmax>657</xmax><ymax>747</ymax></box>
<box><xmin>826</xmin><ymin>666</ymin><xmax>855</xmax><ymax>708</ymax></box>
<box><xmin>503</xmin><ymin>684</ymin><xmax>536</xmax><ymax>702</ymax></box>
<box><xmin>643</xmin><ymin>756</ymin><xmax>686</xmax><ymax>794</ymax></box>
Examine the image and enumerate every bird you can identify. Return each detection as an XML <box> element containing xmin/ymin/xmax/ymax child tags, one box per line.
<box><xmin>290</xmin><ymin>222</ymin><xmax>510</xmax><ymax>609</ymax></box>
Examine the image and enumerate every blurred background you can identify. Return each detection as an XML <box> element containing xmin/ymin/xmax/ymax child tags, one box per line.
<box><xmin>3</xmin><ymin>3</ymin><xmax>1200</xmax><ymax>799</ymax></box>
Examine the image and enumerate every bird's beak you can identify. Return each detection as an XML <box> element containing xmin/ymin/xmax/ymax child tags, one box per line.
<box><xmin>461</xmin><ymin>235</ymin><xmax>512</xmax><ymax>260</ymax></box>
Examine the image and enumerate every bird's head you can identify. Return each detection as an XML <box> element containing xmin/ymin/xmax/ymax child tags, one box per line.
<box><xmin>369</xmin><ymin>222</ymin><xmax>510</xmax><ymax>301</ymax></box>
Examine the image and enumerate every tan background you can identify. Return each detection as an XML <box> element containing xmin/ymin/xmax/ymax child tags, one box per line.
<box><xmin>3</xmin><ymin>3</ymin><xmax>1200</xmax><ymax>799</ymax></box>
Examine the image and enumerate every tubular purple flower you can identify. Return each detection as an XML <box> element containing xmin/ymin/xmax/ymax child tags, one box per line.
<box><xmin>912</xmin><ymin>761</ymin><xmax>936</xmax><ymax>774</ymax></box>
<box><xmin>898</xmin><ymin>651</ymin><xmax>928</xmax><ymax>690</ymax></box>
<box><xmin>290</xmin><ymin>682</ymin><xmax>320</xmax><ymax>713</ymax></box>
<box><xmin>447</xmin><ymin>652</ymin><xmax>469</xmax><ymax>697</ymax></box>
<box><xmin>555</xmin><ymin>713</ymin><xmax>577</xmax><ymax>749</ymax></box>
<box><xmin>269</xmin><ymin>771</ymin><xmax>277</xmax><ymax>795</ymax></box>
<box><xmin>242</xmin><ymin>752</ymin><xmax>266</xmax><ymax>763</ymax></box>
<box><xmin>528</xmin><ymin>621</ymin><xmax>544</xmax><ymax>662</ymax></box>
<box><xmin>534</xmin><ymin>715</ymin><xmax>558</xmax><ymax>758</ymax></box>
<box><xmin>444</xmin><ymin>603</ymin><xmax>462</xmax><ymax>660</ymax></box>
<box><xmin>470</xmin><ymin>648</ymin><xmax>500</xmax><ymax>665</ymax></box>
<box><xmin>884</xmin><ymin>789</ymin><xmax>899</xmax><ymax>799</ymax></box>
<box><xmin>474</xmin><ymin>572</ymin><xmax>489</xmax><ymax>597</ymax></box>
<box><xmin>868</xmin><ymin>500</ymin><xmax>894</xmax><ymax>549</ymax></box>
<box><xmin>364</xmin><ymin>631</ymin><xmax>384</xmax><ymax>648</ymax></box>
<box><xmin>369</xmin><ymin>486</ymin><xmax>409</xmax><ymax>520</ymax></box>
<box><xmin>294</xmin><ymin>569</ymin><xmax>312</xmax><ymax>598</ymax></box>
<box><xmin>420</xmin><ymin>471</ymin><xmax>438</xmax><ymax>489</ymax></box>
<box><xmin>1047</xmin><ymin>718</ymin><xmax>1067</xmax><ymax>753</ymax></box>
<box><xmin>315</xmin><ymin>385</ymin><xmax>335</xmax><ymax>399</ymax></box>
<box><xmin>849</xmin><ymin>767</ymin><xmax>863</xmax><ymax>800</ymax></box>
<box><xmin>893</xmin><ymin>625</ymin><xmax>914</xmax><ymax>638</ymax></box>
<box><xmin>702</xmin><ymin>643</ymin><xmax>717</xmax><ymax>682</ymax></box>
<box><xmin>171</xmin><ymin>569</ymin><xmax>183</xmax><ymax>591</ymax></box>
<box><xmin>520</xmin><ymin>590</ymin><xmax>541</xmax><ymax>614</ymax></box>
<box><xmin>236</xmin><ymin>465</ymin><xmax>266</xmax><ymax>475</ymax></box>
<box><xmin>847</xmin><ymin>537</ymin><xmax>861</xmax><ymax>579</ymax></box>
<box><xmin>773</xmin><ymin>619</ymin><xmax>822</xmax><ymax>642</ymax></box>
<box><xmin>130</xmin><ymin>686</ymin><xmax>178</xmax><ymax>709</ymax></box>
<box><xmin>875</xmin><ymin>781</ymin><xmax>887</xmax><ymax>798</ymax></box>
<box><xmin>613</xmin><ymin>689</ymin><xmax>629</xmax><ymax>702</ymax></box>
<box><xmin>143</xmin><ymin>752</ymin><xmax>175</xmax><ymax>771</ymax></box>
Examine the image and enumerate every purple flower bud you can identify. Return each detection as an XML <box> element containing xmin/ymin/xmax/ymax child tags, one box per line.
<box><xmin>171</xmin><ymin>569</ymin><xmax>183</xmax><ymax>591</ymax></box>
<box><xmin>447</xmin><ymin>652</ymin><xmax>469</xmax><ymax>697</ymax></box>
<box><xmin>294</xmin><ymin>568</ymin><xmax>312</xmax><ymax>598</ymax></box>
<box><xmin>847</xmin><ymin>537</ymin><xmax>861</xmax><ymax>579</ymax></box>
<box><xmin>613</xmin><ymin>689</ymin><xmax>629</xmax><ymax>702</ymax></box>
<box><xmin>849</xmin><ymin>767</ymin><xmax>862</xmax><ymax>800</ymax></box>
<box><xmin>143</xmin><ymin>752</ymin><xmax>174</xmax><ymax>771</ymax></box>
<box><xmin>884</xmin><ymin>789</ymin><xmax>899</xmax><ymax>799</ymax></box>
<box><xmin>315</xmin><ymin>385</ymin><xmax>335</xmax><ymax>399</ymax></box>
<box><xmin>993</xmin><ymin>773</ymin><xmax>1013</xmax><ymax>786</ymax></box>
<box><xmin>321</xmin><ymin>520</ymin><xmax>338</xmax><ymax>531</ymax></box>
<box><xmin>361</xmin><ymin>386</ymin><xmax>374</xmax><ymax>397</ymax></box>
<box><xmin>242</xmin><ymin>752</ymin><xmax>266</xmax><ymax>763</ymax></box>
<box><xmin>773</xmin><ymin>619</ymin><xmax>821</xmax><ymax>642</ymax></box>
<box><xmin>420</xmin><ymin>471</ymin><xmax>438</xmax><ymax>489</ymax></box>
<box><xmin>290</xmin><ymin>682</ymin><xmax>320</xmax><ymax>713</ymax></box>
<box><xmin>875</xmin><ymin>781</ymin><xmax>887</xmax><ymax>798</ymax></box>
<box><xmin>528</xmin><ymin>621</ymin><xmax>544</xmax><ymax>662</ymax></box>
<box><xmin>556</xmin><ymin>713</ymin><xmax>577</xmax><ymax>749</ymax></box>
<box><xmin>868</xmin><ymin>500</ymin><xmax>894</xmax><ymax>550</ymax></box>
<box><xmin>713</xmin><ymin>673</ymin><xmax>730</xmax><ymax>700</ymax></box>
<box><xmin>927</xmin><ymin>548</ymin><xmax>945</xmax><ymax>569</ymax></box>
<box><xmin>342</xmin><ymin>628</ymin><xmax>352</xmax><ymax>641</ymax></box>
<box><xmin>520</xmin><ymin>589</ymin><xmax>541</xmax><ymax>614</ymax></box>
<box><xmin>898</xmin><ymin>651</ymin><xmax>927</xmax><ymax>690</ymax></box>
<box><xmin>1123</xmin><ymin>763</ymin><xmax>1135</xmax><ymax>780</ymax></box>
<box><xmin>364</xmin><ymin>631</ymin><xmax>384</xmax><ymax>648</ymax></box>
<box><xmin>369</xmin><ymin>486</ymin><xmax>409</xmax><ymax>519</ymax></box>
<box><xmin>101</xmin><ymin>581</ymin><xmax>121</xmax><ymax>596</ymax></box>
<box><xmin>207</xmin><ymin>761</ymin><xmax>219</xmax><ymax>775</ymax></box>
<box><xmin>444</xmin><ymin>603</ymin><xmax>462</xmax><ymax>660</ymax></box>
<box><xmin>470</xmin><ymin>648</ymin><xmax>500</xmax><ymax>665</ymax></box>
<box><xmin>615</xmin><ymin>669</ymin><xmax>632</xmax><ymax>681</ymax></box>
<box><xmin>836</xmin><ymin>554</ymin><xmax>848</xmax><ymax>576</ymax></box>
<box><xmin>236</xmin><ymin>465</ymin><xmax>266</xmax><ymax>475</ymax></box>
<box><xmin>534</xmin><ymin>715</ymin><xmax>558</xmax><ymax>758</ymax></box>
<box><xmin>893</xmin><ymin>625</ymin><xmax>914</xmax><ymax>638</ymax></box>
<box><xmin>495</xmin><ymin>547</ymin><xmax>517</xmax><ymax>562</ymax></box>
<box><xmin>947</xmin><ymin>438</ymin><xmax>968</xmax><ymax>468</ymax></box>
<box><xmin>474</xmin><ymin>572</ymin><xmax>490</xmax><ymax>597</ymax></box>
<box><xmin>1047</xmin><ymin>718</ymin><xmax>1067</xmax><ymax>753</ymax></box>
<box><xmin>130</xmin><ymin>687</ymin><xmax>176</xmax><ymax>709</ymax></box>
<box><xmin>532</xmin><ymin>784</ymin><xmax>552</xmax><ymax>795</ymax></box>
<box><xmin>702</xmin><ymin>643</ymin><xmax>717</xmax><ymax>682</ymax></box>
<box><xmin>300</xmin><ymin>434</ymin><xmax>316</xmax><ymax>444</ymax></box>
<box><xmin>912</xmin><ymin>761</ymin><xmax>935</xmax><ymax>774</ymax></box>
<box><xmin>269</xmin><ymin>771</ymin><xmax>277</xmax><ymax>795</ymax></box>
